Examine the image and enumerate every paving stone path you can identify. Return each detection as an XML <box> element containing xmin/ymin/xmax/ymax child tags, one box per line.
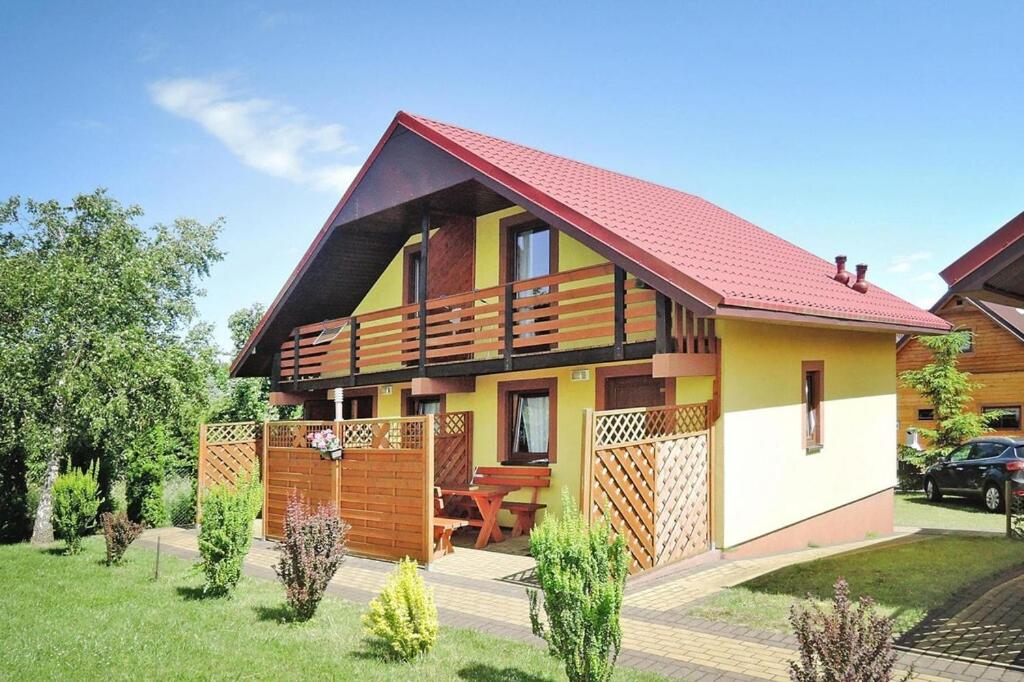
<box><xmin>139</xmin><ymin>528</ymin><xmax>1022</xmax><ymax>681</ymax></box>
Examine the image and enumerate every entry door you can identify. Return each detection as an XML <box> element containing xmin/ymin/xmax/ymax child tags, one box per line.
<box><xmin>605</xmin><ymin>375</ymin><xmax>666</xmax><ymax>410</ymax></box>
<box><xmin>343</xmin><ymin>395</ymin><xmax>374</xmax><ymax>419</ymax></box>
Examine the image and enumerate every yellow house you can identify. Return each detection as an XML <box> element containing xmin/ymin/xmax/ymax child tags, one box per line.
<box><xmin>231</xmin><ymin>112</ymin><xmax>949</xmax><ymax>563</ymax></box>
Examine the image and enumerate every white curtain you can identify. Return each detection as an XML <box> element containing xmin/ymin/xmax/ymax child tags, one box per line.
<box><xmin>517</xmin><ymin>395</ymin><xmax>549</xmax><ymax>454</ymax></box>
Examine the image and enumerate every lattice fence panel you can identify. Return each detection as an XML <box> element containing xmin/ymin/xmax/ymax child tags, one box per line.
<box><xmin>433</xmin><ymin>412</ymin><xmax>472</xmax><ymax>486</ymax></box>
<box><xmin>655</xmin><ymin>433</ymin><xmax>710</xmax><ymax>565</ymax></box>
<box><xmin>267</xmin><ymin>421</ymin><xmax>336</xmax><ymax>449</ymax></box>
<box><xmin>205</xmin><ymin>421</ymin><xmax>261</xmax><ymax>445</ymax></box>
<box><xmin>590</xmin><ymin>443</ymin><xmax>657</xmax><ymax>572</ymax></box>
<box><xmin>594</xmin><ymin>403</ymin><xmax>708</xmax><ymax>448</ymax></box>
<box><xmin>343</xmin><ymin>419</ymin><xmax>423</xmax><ymax>450</ymax></box>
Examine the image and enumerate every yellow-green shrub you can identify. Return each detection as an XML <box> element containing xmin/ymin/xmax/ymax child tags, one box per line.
<box><xmin>362</xmin><ymin>558</ymin><xmax>438</xmax><ymax>660</ymax></box>
<box><xmin>197</xmin><ymin>474</ymin><xmax>262</xmax><ymax>595</ymax></box>
<box><xmin>52</xmin><ymin>461</ymin><xmax>102</xmax><ymax>554</ymax></box>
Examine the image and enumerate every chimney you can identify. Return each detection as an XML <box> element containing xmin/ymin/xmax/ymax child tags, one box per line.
<box><xmin>852</xmin><ymin>263</ymin><xmax>869</xmax><ymax>293</ymax></box>
<box><xmin>833</xmin><ymin>255</ymin><xmax>851</xmax><ymax>285</ymax></box>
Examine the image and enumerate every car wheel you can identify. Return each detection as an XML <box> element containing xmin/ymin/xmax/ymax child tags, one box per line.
<box><xmin>925</xmin><ymin>477</ymin><xmax>943</xmax><ymax>502</ymax></box>
<box><xmin>984</xmin><ymin>483</ymin><xmax>1004</xmax><ymax>513</ymax></box>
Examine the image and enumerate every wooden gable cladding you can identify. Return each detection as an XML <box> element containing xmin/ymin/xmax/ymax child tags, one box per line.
<box><xmin>426</xmin><ymin>214</ymin><xmax>475</xmax><ymax>299</ymax></box>
<box><xmin>896</xmin><ymin>297</ymin><xmax>1024</xmax><ymax>375</ymax></box>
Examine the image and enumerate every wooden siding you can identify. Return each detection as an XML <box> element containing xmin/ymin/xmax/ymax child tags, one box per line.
<box><xmin>897</xmin><ymin>297</ymin><xmax>1024</xmax><ymax>443</ymax></box>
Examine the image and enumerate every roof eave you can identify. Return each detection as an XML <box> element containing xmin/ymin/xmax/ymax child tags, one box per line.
<box><xmin>715</xmin><ymin>303</ymin><xmax>952</xmax><ymax>336</ymax></box>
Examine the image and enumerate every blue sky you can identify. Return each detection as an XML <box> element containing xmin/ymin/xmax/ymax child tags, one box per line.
<box><xmin>2</xmin><ymin>2</ymin><xmax>1023</xmax><ymax>354</ymax></box>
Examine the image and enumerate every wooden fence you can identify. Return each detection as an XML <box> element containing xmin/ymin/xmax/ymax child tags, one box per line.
<box><xmin>198</xmin><ymin>421</ymin><xmax>263</xmax><ymax>518</ymax></box>
<box><xmin>582</xmin><ymin>402</ymin><xmax>711</xmax><ymax>574</ymax></box>
<box><xmin>263</xmin><ymin>417</ymin><xmax>435</xmax><ymax>565</ymax></box>
<box><xmin>434</xmin><ymin>411</ymin><xmax>473</xmax><ymax>487</ymax></box>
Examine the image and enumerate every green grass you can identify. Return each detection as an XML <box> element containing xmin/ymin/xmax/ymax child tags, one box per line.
<box><xmin>688</xmin><ymin>536</ymin><xmax>1024</xmax><ymax>635</ymax></box>
<box><xmin>0</xmin><ymin>538</ymin><xmax>662</xmax><ymax>682</ymax></box>
<box><xmin>894</xmin><ymin>491</ymin><xmax>1006</xmax><ymax>532</ymax></box>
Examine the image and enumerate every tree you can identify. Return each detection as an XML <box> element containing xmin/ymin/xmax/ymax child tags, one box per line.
<box><xmin>206</xmin><ymin>302</ymin><xmax>299</xmax><ymax>423</ymax></box>
<box><xmin>0</xmin><ymin>190</ymin><xmax>222</xmax><ymax>543</ymax></box>
<box><xmin>899</xmin><ymin>330</ymin><xmax>1000</xmax><ymax>468</ymax></box>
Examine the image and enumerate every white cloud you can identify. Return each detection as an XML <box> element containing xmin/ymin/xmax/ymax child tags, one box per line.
<box><xmin>885</xmin><ymin>250</ymin><xmax>933</xmax><ymax>273</ymax></box>
<box><xmin>148</xmin><ymin>77</ymin><xmax>359</xmax><ymax>194</ymax></box>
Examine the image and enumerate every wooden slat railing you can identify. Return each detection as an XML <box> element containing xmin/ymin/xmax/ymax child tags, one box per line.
<box><xmin>278</xmin><ymin>263</ymin><xmax>692</xmax><ymax>383</ymax></box>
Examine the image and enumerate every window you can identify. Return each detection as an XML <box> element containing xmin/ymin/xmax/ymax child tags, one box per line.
<box><xmin>400</xmin><ymin>389</ymin><xmax>445</xmax><ymax>417</ymax></box>
<box><xmin>983</xmin><ymin>406</ymin><xmax>1022</xmax><ymax>430</ymax></box>
<box><xmin>802</xmin><ymin>361</ymin><xmax>824</xmax><ymax>449</ymax></box>
<box><xmin>498</xmin><ymin>378</ymin><xmax>557</xmax><ymax>464</ymax></box>
<box><xmin>947</xmin><ymin>444</ymin><xmax>972</xmax><ymax>462</ymax></box>
<box><xmin>960</xmin><ymin>329</ymin><xmax>974</xmax><ymax>353</ymax></box>
<box><xmin>917</xmin><ymin>408</ymin><xmax>935</xmax><ymax>421</ymax></box>
<box><xmin>511</xmin><ymin>392</ymin><xmax>549</xmax><ymax>460</ymax></box>
<box><xmin>404</xmin><ymin>245</ymin><xmax>424</xmax><ymax>304</ymax></box>
<box><xmin>971</xmin><ymin>442</ymin><xmax>1009</xmax><ymax>460</ymax></box>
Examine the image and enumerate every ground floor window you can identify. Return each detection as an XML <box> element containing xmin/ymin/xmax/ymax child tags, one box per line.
<box><xmin>400</xmin><ymin>389</ymin><xmax>445</xmax><ymax>417</ymax></box>
<box><xmin>802</xmin><ymin>360</ymin><xmax>824</xmax><ymax>449</ymax></box>
<box><xmin>498</xmin><ymin>378</ymin><xmax>557</xmax><ymax>464</ymax></box>
<box><xmin>983</xmin><ymin>405</ymin><xmax>1022</xmax><ymax>430</ymax></box>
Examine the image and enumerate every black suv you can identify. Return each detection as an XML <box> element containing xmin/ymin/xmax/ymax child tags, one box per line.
<box><xmin>923</xmin><ymin>437</ymin><xmax>1024</xmax><ymax>512</ymax></box>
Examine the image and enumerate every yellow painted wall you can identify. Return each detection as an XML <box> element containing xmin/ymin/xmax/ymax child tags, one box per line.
<box><xmin>715</xmin><ymin>319</ymin><xmax>897</xmax><ymax>548</ymax></box>
<box><xmin>349</xmin><ymin>206</ymin><xmax>610</xmax><ymax>318</ymax></box>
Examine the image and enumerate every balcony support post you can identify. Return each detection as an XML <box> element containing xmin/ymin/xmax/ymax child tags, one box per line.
<box><xmin>418</xmin><ymin>207</ymin><xmax>430</xmax><ymax>374</ymax></box>
<box><xmin>503</xmin><ymin>283</ymin><xmax>514</xmax><ymax>371</ymax></box>
<box><xmin>613</xmin><ymin>266</ymin><xmax>626</xmax><ymax>360</ymax></box>
<box><xmin>292</xmin><ymin>330</ymin><xmax>301</xmax><ymax>383</ymax></box>
<box><xmin>655</xmin><ymin>291</ymin><xmax>672</xmax><ymax>354</ymax></box>
<box><xmin>349</xmin><ymin>318</ymin><xmax>359</xmax><ymax>378</ymax></box>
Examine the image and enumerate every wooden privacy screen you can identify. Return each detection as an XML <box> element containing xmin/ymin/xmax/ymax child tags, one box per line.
<box><xmin>433</xmin><ymin>412</ymin><xmax>472</xmax><ymax>486</ymax></box>
<box><xmin>198</xmin><ymin>421</ymin><xmax>263</xmax><ymax>517</ymax></box>
<box><xmin>263</xmin><ymin>417</ymin><xmax>435</xmax><ymax>565</ymax></box>
<box><xmin>582</xmin><ymin>403</ymin><xmax>711</xmax><ymax>574</ymax></box>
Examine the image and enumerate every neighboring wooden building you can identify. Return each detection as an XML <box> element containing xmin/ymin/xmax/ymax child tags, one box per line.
<box><xmin>232</xmin><ymin>111</ymin><xmax>949</xmax><ymax>560</ymax></box>
<box><xmin>897</xmin><ymin>295</ymin><xmax>1024</xmax><ymax>443</ymax></box>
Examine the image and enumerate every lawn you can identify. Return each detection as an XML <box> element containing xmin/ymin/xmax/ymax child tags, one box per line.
<box><xmin>894</xmin><ymin>491</ymin><xmax>1006</xmax><ymax>532</ymax></box>
<box><xmin>0</xmin><ymin>538</ymin><xmax>662</xmax><ymax>682</ymax></box>
<box><xmin>687</xmin><ymin>535</ymin><xmax>1024</xmax><ymax>635</ymax></box>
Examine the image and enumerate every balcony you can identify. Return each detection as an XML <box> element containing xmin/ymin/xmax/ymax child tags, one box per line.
<box><xmin>276</xmin><ymin>263</ymin><xmax>675</xmax><ymax>386</ymax></box>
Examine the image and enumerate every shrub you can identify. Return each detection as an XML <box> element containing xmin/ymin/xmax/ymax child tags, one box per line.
<box><xmin>274</xmin><ymin>495</ymin><xmax>349</xmax><ymax>620</ymax></box>
<box><xmin>100</xmin><ymin>511</ymin><xmax>144</xmax><ymax>565</ymax></box>
<box><xmin>528</xmin><ymin>491</ymin><xmax>628</xmax><ymax>682</ymax></box>
<box><xmin>197</xmin><ymin>475</ymin><xmax>262</xmax><ymax>595</ymax></box>
<box><xmin>789</xmin><ymin>579</ymin><xmax>911</xmax><ymax>682</ymax></box>
<box><xmin>125</xmin><ymin>456</ymin><xmax>168</xmax><ymax>527</ymax></box>
<box><xmin>51</xmin><ymin>461</ymin><xmax>102</xmax><ymax>554</ymax></box>
<box><xmin>362</xmin><ymin>558</ymin><xmax>438</xmax><ymax>660</ymax></box>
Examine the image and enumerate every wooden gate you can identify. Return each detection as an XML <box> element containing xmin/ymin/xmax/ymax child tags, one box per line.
<box><xmin>198</xmin><ymin>421</ymin><xmax>263</xmax><ymax>517</ymax></box>
<box><xmin>582</xmin><ymin>403</ymin><xmax>711</xmax><ymax>573</ymax></box>
<box><xmin>263</xmin><ymin>417</ymin><xmax>435</xmax><ymax>565</ymax></box>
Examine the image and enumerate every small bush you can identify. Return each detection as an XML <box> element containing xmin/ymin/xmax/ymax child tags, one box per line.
<box><xmin>274</xmin><ymin>495</ymin><xmax>349</xmax><ymax>620</ymax></box>
<box><xmin>528</xmin><ymin>490</ymin><xmax>628</xmax><ymax>682</ymax></box>
<box><xmin>100</xmin><ymin>511</ymin><xmax>144</xmax><ymax>565</ymax></box>
<box><xmin>52</xmin><ymin>461</ymin><xmax>102</xmax><ymax>554</ymax></box>
<box><xmin>789</xmin><ymin>579</ymin><xmax>911</xmax><ymax>682</ymax></box>
<box><xmin>197</xmin><ymin>475</ymin><xmax>262</xmax><ymax>595</ymax></box>
<box><xmin>126</xmin><ymin>457</ymin><xmax>168</xmax><ymax>527</ymax></box>
<box><xmin>362</xmin><ymin>558</ymin><xmax>438</xmax><ymax>660</ymax></box>
<box><xmin>166</xmin><ymin>477</ymin><xmax>196</xmax><ymax>527</ymax></box>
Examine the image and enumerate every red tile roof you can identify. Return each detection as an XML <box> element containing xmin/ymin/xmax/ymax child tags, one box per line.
<box><xmin>399</xmin><ymin>112</ymin><xmax>948</xmax><ymax>332</ymax></box>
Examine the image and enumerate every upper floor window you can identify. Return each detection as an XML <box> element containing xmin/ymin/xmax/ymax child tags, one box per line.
<box><xmin>917</xmin><ymin>408</ymin><xmax>935</xmax><ymax>421</ymax></box>
<box><xmin>802</xmin><ymin>360</ymin><xmax>824</xmax><ymax>449</ymax></box>
<box><xmin>960</xmin><ymin>329</ymin><xmax>974</xmax><ymax>353</ymax></box>
<box><xmin>404</xmin><ymin>246</ymin><xmax>424</xmax><ymax>304</ymax></box>
<box><xmin>511</xmin><ymin>225</ymin><xmax>552</xmax><ymax>282</ymax></box>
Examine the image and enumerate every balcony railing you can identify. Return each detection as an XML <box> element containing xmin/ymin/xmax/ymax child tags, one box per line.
<box><xmin>278</xmin><ymin>263</ymin><xmax>659</xmax><ymax>383</ymax></box>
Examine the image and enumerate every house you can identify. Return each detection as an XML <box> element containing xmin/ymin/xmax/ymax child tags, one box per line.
<box><xmin>897</xmin><ymin>295</ymin><xmax>1024</xmax><ymax>444</ymax></box>
<box><xmin>942</xmin><ymin>210</ymin><xmax>1024</xmax><ymax>306</ymax></box>
<box><xmin>230</xmin><ymin>111</ymin><xmax>948</xmax><ymax>562</ymax></box>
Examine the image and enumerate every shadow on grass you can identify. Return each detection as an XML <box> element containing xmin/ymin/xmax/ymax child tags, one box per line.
<box><xmin>456</xmin><ymin>664</ymin><xmax>552</xmax><ymax>681</ymax></box>
<box><xmin>41</xmin><ymin>546</ymin><xmax>68</xmax><ymax>556</ymax></box>
<box><xmin>900</xmin><ymin>493</ymin><xmax>991</xmax><ymax>516</ymax></box>
<box><xmin>253</xmin><ymin>603</ymin><xmax>304</xmax><ymax>624</ymax></box>
<box><xmin>175</xmin><ymin>585</ymin><xmax>227</xmax><ymax>601</ymax></box>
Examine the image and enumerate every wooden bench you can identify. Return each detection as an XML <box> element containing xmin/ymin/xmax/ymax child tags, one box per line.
<box><xmin>472</xmin><ymin>466</ymin><xmax>552</xmax><ymax>537</ymax></box>
<box><xmin>433</xmin><ymin>487</ymin><xmax>468</xmax><ymax>560</ymax></box>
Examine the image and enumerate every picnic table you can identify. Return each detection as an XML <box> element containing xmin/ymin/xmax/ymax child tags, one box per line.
<box><xmin>438</xmin><ymin>483</ymin><xmax>519</xmax><ymax>549</ymax></box>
